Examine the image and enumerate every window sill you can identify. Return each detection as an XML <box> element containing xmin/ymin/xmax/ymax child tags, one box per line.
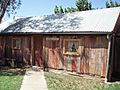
<box><xmin>13</xmin><ymin>48</ymin><xmax>21</xmax><ymax>50</ymax></box>
<box><xmin>64</xmin><ymin>52</ymin><xmax>80</xmax><ymax>56</ymax></box>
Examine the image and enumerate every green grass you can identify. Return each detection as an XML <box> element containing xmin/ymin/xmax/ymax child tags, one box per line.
<box><xmin>0</xmin><ymin>69</ymin><xmax>25</xmax><ymax>90</ymax></box>
<box><xmin>44</xmin><ymin>72</ymin><xmax>120</xmax><ymax>90</ymax></box>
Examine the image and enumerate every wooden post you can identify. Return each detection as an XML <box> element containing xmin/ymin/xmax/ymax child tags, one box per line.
<box><xmin>105</xmin><ymin>35</ymin><xmax>111</xmax><ymax>82</ymax></box>
<box><xmin>43</xmin><ymin>36</ymin><xmax>49</xmax><ymax>71</ymax></box>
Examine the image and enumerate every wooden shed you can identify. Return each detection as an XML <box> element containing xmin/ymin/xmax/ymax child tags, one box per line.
<box><xmin>0</xmin><ymin>7</ymin><xmax>120</xmax><ymax>82</ymax></box>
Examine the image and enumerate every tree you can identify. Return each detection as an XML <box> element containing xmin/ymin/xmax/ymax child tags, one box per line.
<box><xmin>76</xmin><ymin>0</ymin><xmax>92</xmax><ymax>11</ymax></box>
<box><xmin>106</xmin><ymin>1</ymin><xmax>110</xmax><ymax>8</ymax></box>
<box><xmin>64</xmin><ymin>8</ymin><xmax>68</xmax><ymax>13</ymax></box>
<box><xmin>115</xmin><ymin>1</ymin><xmax>119</xmax><ymax>7</ymax></box>
<box><xmin>67</xmin><ymin>7</ymin><xmax>72</xmax><ymax>13</ymax></box>
<box><xmin>71</xmin><ymin>7</ymin><xmax>78</xmax><ymax>12</ymax></box>
<box><xmin>59</xmin><ymin>6</ymin><xmax>64</xmax><ymax>14</ymax></box>
<box><xmin>54</xmin><ymin>0</ymin><xmax>93</xmax><ymax>14</ymax></box>
<box><xmin>54</xmin><ymin>5</ymin><xmax>59</xmax><ymax>14</ymax></box>
<box><xmin>106</xmin><ymin>0</ymin><xmax>120</xmax><ymax>8</ymax></box>
<box><xmin>0</xmin><ymin>0</ymin><xmax>21</xmax><ymax>23</ymax></box>
<box><xmin>88</xmin><ymin>2</ymin><xmax>92</xmax><ymax>10</ymax></box>
<box><xmin>64</xmin><ymin>7</ymin><xmax>78</xmax><ymax>13</ymax></box>
<box><xmin>109</xmin><ymin>0</ymin><xmax>114</xmax><ymax>7</ymax></box>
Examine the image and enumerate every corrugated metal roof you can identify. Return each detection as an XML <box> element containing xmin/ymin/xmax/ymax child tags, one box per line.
<box><xmin>0</xmin><ymin>7</ymin><xmax>120</xmax><ymax>34</ymax></box>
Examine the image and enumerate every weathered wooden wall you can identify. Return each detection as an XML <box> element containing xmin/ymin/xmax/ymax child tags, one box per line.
<box><xmin>0</xmin><ymin>36</ymin><xmax>5</xmax><ymax>59</ymax></box>
<box><xmin>0</xmin><ymin>36</ymin><xmax>32</xmax><ymax>66</ymax></box>
<box><xmin>44</xmin><ymin>35</ymin><xmax>108</xmax><ymax>77</ymax></box>
<box><xmin>0</xmin><ymin>34</ymin><xmax>108</xmax><ymax>77</ymax></box>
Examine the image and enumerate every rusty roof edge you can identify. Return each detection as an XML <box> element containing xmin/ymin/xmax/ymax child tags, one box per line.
<box><xmin>0</xmin><ymin>31</ymin><xmax>112</xmax><ymax>35</ymax></box>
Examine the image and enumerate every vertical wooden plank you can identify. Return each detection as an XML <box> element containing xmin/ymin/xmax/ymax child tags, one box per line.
<box><xmin>101</xmin><ymin>48</ymin><xmax>106</xmax><ymax>77</ymax></box>
<box><xmin>55</xmin><ymin>40</ymin><xmax>60</xmax><ymax>69</ymax></box>
<box><xmin>59</xmin><ymin>36</ymin><xmax>64</xmax><ymax>69</ymax></box>
<box><xmin>31</xmin><ymin>36</ymin><xmax>34</xmax><ymax>65</ymax></box>
<box><xmin>46</xmin><ymin>39</ymin><xmax>50</xmax><ymax>68</ymax></box>
<box><xmin>94</xmin><ymin>37</ymin><xmax>99</xmax><ymax>75</ymax></box>
<box><xmin>67</xmin><ymin>56</ymin><xmax>72</xmax><ymax>71</ymax></box>
<box><xmin>0</xmin><ymin>37</ymin><xmax>4</xmax><ymax>59</ymax></box>
<box><xmin>80</xmin><ymin>59</ymin><xmax>84</xmax><ymax>73</ymax></box>
<box><xmin>101</xmin><ymin>37</ymin><xmax>108</xmax><ymax>77</ymax></box>
<box><xmin>64</xmin><ymin>56</ymin><xmax>67</xmax><ymax>70</ymax></box>
<box><xmin>43</xmin><ymin>36</ymin><xmax>49</xmax><ymax>71</ymax></box>
<box><xmin>53</xmin><ymin>40</ymin><xmax>57</xmax><ymax>68</ymax></box>
<box><xmin>48</xmin><ymin>40</ymin><xmax>52</xmax><ymax>68</ymax></box>
<box><xmin>80</xmin><ymin>37</ymin><xmax>84</xmax><ymax>74</ymax></box>
<box><xmin>77</xmin><ymin>57</ymin><xmax>80</xmax><ymax>73</ymax></box>
<box><xmin>72</xmin><ymin>57</ymin><xmax>77</xmax><ymax>72</ymax></box>
<box><xmin>43</xmin><ymin>37</ymin><xmax>45</xmax><ymax>68</ymax></box>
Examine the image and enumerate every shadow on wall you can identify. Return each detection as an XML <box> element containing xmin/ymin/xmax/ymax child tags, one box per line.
<box><xmin>0</xmin><ymin>45</ymin><xmax>31</xmax><ymax>67</ymax></box>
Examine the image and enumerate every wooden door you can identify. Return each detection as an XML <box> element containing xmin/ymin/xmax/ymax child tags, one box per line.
<box><xmin>34</xmin><ymin>36</ymin><xmax>43</xmax><ymax>67</ymax></box>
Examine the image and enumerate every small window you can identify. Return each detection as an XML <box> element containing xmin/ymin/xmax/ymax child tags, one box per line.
<box><xmin>63</xmin><ymin>39</ymin><xmax>80</xmax><ymax>56</ymax></box>
<box><xmin>12</xmin><ymin>38</ymin><xmax>21</xmax><ymax>49</ymax></box>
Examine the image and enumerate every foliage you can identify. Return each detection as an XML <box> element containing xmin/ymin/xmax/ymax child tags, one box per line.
<box><xmin>54</xmin><ymin>6</ymin><xmax>78</xmax><ymax>14</ymax></box>
<box><xmin>65</xmin><ymin>7</ymin><xmax>78</xmax><ymax>13</ymax></box>
<box><xmin>54</xmin><ymin>5</ymin><xmax>60</xmax><ymax>14</ymax></box>
<box><xmin>76</xmin><ymin>0</ymin><xmax>92</xmax><ymax>11</ymax></box>
<box><xmin>54</xmin><ymin>0</ymin><xmax>120</xmax><ymax>14</ymax></box>
<box><xmin>59</xmin><ymin>6</ymin><xmax>64</xmax><ymax>14</ymax></box>
<box><xmin>106</xmin><ymin>0</ymin><xmax>120</xmax><ymax>8</ymax></box>
<box><xmin>64</xmin><ymin>8</ymin><xmax>68</xmax><ymax>13</ymax></box>
<box><xmin>0</xmin><ymin>70</ymin><xmax>24</xmax><ymax>90</ymax></box>
<box><xmin>67</xmin><ymin>7</ymin><xmax>72</xmax><ymax>13</ymax></box>
<box><xmin>54</xmin><ymin>0</ymin><xmax>92</xmax><ymax>14</ymax></box>
<box><xmin>45</xmin><ymin>72</ymin><xmax>120</xmax><ymax>90</ymax></box>
<box><xmin>54</xmin><ymin>6</ymin><xmax>64</xmax><ymax>14</ymax></box>
<box><xmin>70</xmin><ymin>7</ymin><xmax>78</xmax><ymax>12</ymax></box>
<box><xmin>0</xmin><ymin>0</ymin><xmax>21</xmax><ymax>22</ymax></box>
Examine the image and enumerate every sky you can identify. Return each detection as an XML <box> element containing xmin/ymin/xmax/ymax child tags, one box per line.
<box><xmin>4</xmin><ymin>0</ymin><xmax>120</xmax><ymax>19</ymax></box>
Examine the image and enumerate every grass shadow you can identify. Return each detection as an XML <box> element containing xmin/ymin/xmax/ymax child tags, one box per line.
<box><xmin>0</xmin><ymin>68</ymin><xmax>26</xmax><ymax>76</ymax></box>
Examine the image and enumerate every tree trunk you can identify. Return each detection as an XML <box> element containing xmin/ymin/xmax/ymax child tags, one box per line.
<box><xmin>0</xmin><ymin>0</ymin><xmax>10</xmax><ymax>23</ymax></box>
<box><xmin>0</xmin><ymin>8</ymin><xmax>7</xmax><ymax>23</ymax></box>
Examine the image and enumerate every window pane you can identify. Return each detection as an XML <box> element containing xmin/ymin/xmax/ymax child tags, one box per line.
<box><xmin>13</xmin><ymin>39</ymin><xmax>21</xmax><ymax>49</ymax></box>
<box><xmin>64</xmin><ymin>39</ymin><xmax>79</xmax><ymax>54</ymax></box>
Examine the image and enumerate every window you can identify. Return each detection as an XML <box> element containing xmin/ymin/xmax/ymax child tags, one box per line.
<box><xmin>12</xmin><ymin>38</ymin><xmax>21</xmax><ymax>49</ymax></box>
<box><xmin>63</xmin><ymin>39</ymin><xmax>80</xmax><ymax>56</ymax></box>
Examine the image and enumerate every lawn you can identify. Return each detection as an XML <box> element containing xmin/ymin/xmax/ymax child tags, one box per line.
<box><xmin>44</xmin><ymin>71</ymin><xmax>120</xmax><ymax>90</ymax></box>
<box><xmin>0</xmin><ymin>69</ymin><xmax>25</xmax><ymax>90</ymax></box>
